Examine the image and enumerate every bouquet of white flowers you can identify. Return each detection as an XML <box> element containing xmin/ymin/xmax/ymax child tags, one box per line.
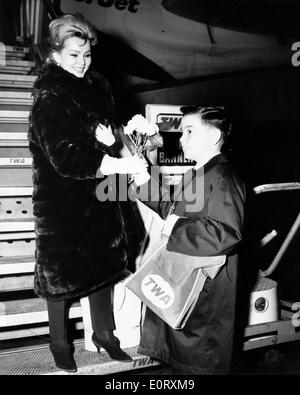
<box><xmin>122</xmin><ymin>114</ymin><xmax>163</xmax><ymax>158</ymax></box>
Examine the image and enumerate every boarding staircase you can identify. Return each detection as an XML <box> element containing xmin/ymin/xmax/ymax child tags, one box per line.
<box><xmin>0</xmin><ymin>45</ymin><xmax>41</xmax><ymax>340</ymax></box>
<box><xmin>0</xmin><ymin>45</ymin><xmax>85</xmax><ymax>373</ymax></box>
<box><xmin>0</xmin><ymin>45</ymin><xmax>159</xmax><ymax>375</ymax></box>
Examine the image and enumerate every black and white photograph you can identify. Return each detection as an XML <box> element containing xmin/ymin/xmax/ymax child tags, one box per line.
<box><xmin>0</xmin><ymin>0</ymin><xmax>300</xmax><ymax>379</ymax></box>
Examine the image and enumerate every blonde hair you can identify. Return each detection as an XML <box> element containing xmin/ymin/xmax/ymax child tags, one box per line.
<box><xmin>49</xmin><ymin>13</ymin><xmax>97</xmax><ymax>53</ymax></box>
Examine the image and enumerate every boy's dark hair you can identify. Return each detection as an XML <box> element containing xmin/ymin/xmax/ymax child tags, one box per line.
<box><xmin>180</xmin><ymin>105</ymin><xmax>232</xmax><ymax>146</ymax></box>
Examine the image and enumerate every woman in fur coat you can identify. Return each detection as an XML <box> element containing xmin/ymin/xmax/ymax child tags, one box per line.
<box><xmin>28</xmin><ymin>14</ymin><xmax>147</xmax><ymax>373</ymax></box>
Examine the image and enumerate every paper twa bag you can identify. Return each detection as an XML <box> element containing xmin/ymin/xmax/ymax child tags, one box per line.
<box><xmin>125</xmin><ymin>237</ymin><xmax>225</xmax><ymax>329</ymax></box>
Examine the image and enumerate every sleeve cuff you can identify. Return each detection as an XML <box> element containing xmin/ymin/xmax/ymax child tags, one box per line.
<box><xmin>162</xmin><ymin>214</ymin><xmax>180</xmax><ymax>237</ymax></box>
<box><xmin>97</xmin><ymin>154</ymin><xmax>114</xmax><ymax>177</ymax></box>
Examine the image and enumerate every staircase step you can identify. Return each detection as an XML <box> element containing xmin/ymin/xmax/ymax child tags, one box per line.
<box><xmin>0</xmin><ymin>74</ymin><xmax>36</xmax><ymax>81</ymax></box>
<box><xmin>0</xmin><ymin>217</ymin><xmax>34</xmax><ymax>227</ymax></box>
<box><xmin>0</xmin><ymin>74</ymin><xmax>36</xmax><ymax>89</ymax></box>
<box><xmin>0</xmin><ymin>343</ymin><xmax>160</xmax><ymax>375</ymax></box>
<box><xmin>0</xmin><ymin>187</ymin><xmax>33</xmax><ymax>197</ymax></box>
<box><xmin>0</xmin><ymin>67</ymin><xmax>32</xmax><ymax>75</ymax></box>
<box><xmin>0</xmin><ymin>232</ymin><xmax>35</xmax><ymax>241</ymax></box>
<box><xmin>0</xmin><ymin>123</ymin><xmax>29</xmax><ymax>132</ymax></box>
<box><xmin>0</xmin><ymin>195</ymin><xmax>33</xmax><ymax>220</ymax></box>
<box><xmin>0</xmin><ymin>140</ymin><xmax>29</xmax><ymax>147</ymax></box>
<box><xmin>0</xmin><ymin>168</ymin><xmax>32</xmax><ymax>186</ymax></box>
<box><xmin>0</xmin><ymin>147</ymin><xmax>31</xmax><ymax>158</ymax></box>
<box><xmin>0</xmin><ymin>298</ymin><xmax>82</xmax><ymax>327</ymax></box>
<box><xmin>0</xmin><ymin>134</ymin><xmax>29</xmax><ymax>147</ymax></box>
<box><xmin>0</xmin><ymin>111</ymin><xmax>29</xmax><ymax>123</ymax></box>
<box><xmin>0</xmin><ymin>91</ymin><xmax>32</xmax><ymax>99</ymax></box>
<box><xmin>5</xmin><ymin>60</ymin><xmax>35</xmax><ymax>68</ymax></box>
<box><xmin>0</xmin><ymin>92</ymin><xmax>33</xmax><ymax>107</ymax></box>
<box><xmin>0</xmin><ymin>132</ymin><xmax>28</xmax><ymax>140</ymax></box>
<box><xmin>5</xmin><ymin>52</ymin><xmax>27</xmax><ymax>60</ymax></box>
<box><xmin>0</xmin><ymin>255</ymin><xmax>35</xmax><ymax>275</ymax></box>
<box><xmin>0</xmin><ymin>105</ymin><xmax>31</xmax><ymax>112</ymax></box>
<box><xmin>0</xmin><ymin>221</ymin><xmax>34</xmax><ymax>233</ymax></box>
<box><xmin>0</xmin><ymin>238</ymin><xmax>35</xmax><ymax>257</ymax></box>
<box><xmin>0</xmin><ymin>157</ymin><xmax>32</xmax><ymax>166</ymax></box>
<box><xmin>3</xmin><ymin>46</ymin><xmax>30</xmax><ymax>55</ymax></box>
<box><xmin>0</xmin><ymin>274</ymin><xmax>34</xmax><ymax>292</ymax></box>
<box><xmin>0</xmin><ymin>133</ymin><xmax>29</xmax><ymax>147</ymax></box>
<box><xmin>0</xmin><ymin>238</ymin><xmax>36</xmax><ymax>258</ymax></box>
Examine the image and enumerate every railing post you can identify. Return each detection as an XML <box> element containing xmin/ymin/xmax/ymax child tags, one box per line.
<box><xmin>0</xmin><ymin>42</ymin><xmax>6</xmax><ymax>67</ymax></box>
<box><xmin>34</xmin><ymin>0</ymin><xmax>43</xmax><ymax>45</ymax></box>
<box><xmin>29</xmin><ymin>0</ymin><xmax>35</xmax><ymax>37</ymax></box>
<box><xmin>25</xmin><ymin>0</ymin><xmax>31</xmax><ymax>39</ymax></box>
<box><xmin>20</xmin><ymin>1</ymin><xmax>23</xmax><ymax>42</ymax></box>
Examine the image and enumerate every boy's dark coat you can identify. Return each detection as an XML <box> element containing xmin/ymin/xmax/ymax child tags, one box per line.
<box><xmin>137</xmin><ymin>154</ymin><xmax>246</xmax><ymax>374</ymax></box>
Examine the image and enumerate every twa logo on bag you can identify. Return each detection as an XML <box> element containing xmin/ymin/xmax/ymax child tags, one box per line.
<box><xmin>126</xmin><ymin>236</ymin><xmax>226</xmax><ymax>329</ymax></box>
<box><xmin>141</xmin><ymin>275</ymin><xmax>174</xmax><ymax>309</ymax></box>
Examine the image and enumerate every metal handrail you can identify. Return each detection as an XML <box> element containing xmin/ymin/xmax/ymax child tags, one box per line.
<box><xmin>254</xmin><ymin>182</ymin><xmax>300</xmax><ymax>194</ymax></box>
<box><xmin>260</xmin><ymin>211</ymin><xmax>300</xmax><ymax>277</ymax></box>
<box><xmin>255</xmin><ymin>182</ymin><xmax>300</xmax><ymax>277</ymax></box>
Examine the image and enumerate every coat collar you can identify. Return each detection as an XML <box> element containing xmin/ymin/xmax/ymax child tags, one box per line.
<box><xmin>197</xmin><ymin>153</ymin><xmax>228</xmax><ymax>174</ymax></box>
<box><xmin>172</xmin><ymin>153</ymin><xmax>228</xmax><ymax>201</ymax></box>
<box><xmin>34</xmin><ymin>62</ymin><xmax>93</xmax><ymax>91</ymax></box>
<box><xmin>33</xmin><ymin>63</ymin><xmax>115</xmax><ymax>124</ymax></box>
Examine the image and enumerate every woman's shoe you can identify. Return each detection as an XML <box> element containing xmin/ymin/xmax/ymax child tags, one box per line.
<box><xmin>49</xmin><ymin>343</ymin><xmax>77</xmax><ymax>373</ymax></box>
<box><xmin>92</xmin><ymin>332</ymin><xmax>133</xmax><ymax>362</ymax></box>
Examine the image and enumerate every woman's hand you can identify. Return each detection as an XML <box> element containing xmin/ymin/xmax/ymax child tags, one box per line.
<box><xmin>95</xmin><ymin>123</ymin><xmax>116</xmax><ymax>146</ymax></box>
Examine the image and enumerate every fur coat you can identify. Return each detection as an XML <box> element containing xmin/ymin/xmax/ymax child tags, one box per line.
<box><xmin>28</xmin><ymin>63</ymin><xmax>143</xmax><ymax>301</ymax></box>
